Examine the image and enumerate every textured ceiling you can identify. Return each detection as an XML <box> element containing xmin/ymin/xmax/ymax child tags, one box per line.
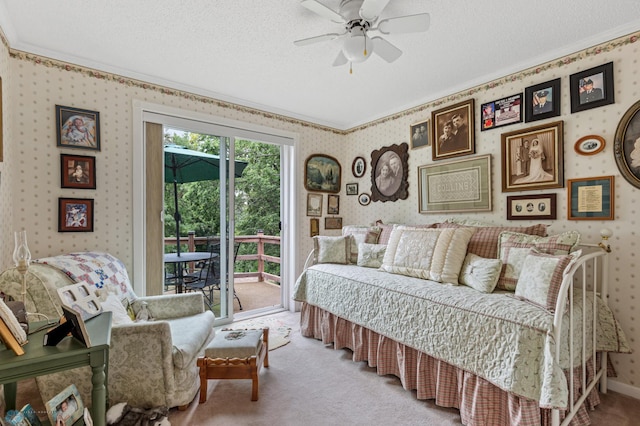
<box><xmin>1</xmin><ymin>0</ymin><xmax>640</xmax><ymax>130</ymax></box>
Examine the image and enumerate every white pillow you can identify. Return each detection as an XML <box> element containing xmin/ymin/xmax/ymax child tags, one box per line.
<box><xmin>380</xmin><ymin>226</ymin><xmax>475</xmax><ymax>284</ymax></box>
<box><xmin>313</xmin><ymin>235</ymin><xmax>350</xmax><ymax>264</ymax></box>
<box><xmin>459</xmin><ymin>253</ymin><xmax>502</xmax><ymax>293</ymax></box>
<box><xmin>357</xmin><ymin>243</ymin><xmax>386</xmax><ymax>268</ymax></box>
<box><xmin>101</xmin><ymin>294</ymin><xmax>134</xmax><ymax>325</ymax></box>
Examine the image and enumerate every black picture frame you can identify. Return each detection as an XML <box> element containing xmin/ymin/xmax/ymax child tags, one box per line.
<box><xmin>507</xmin><ymin>193</ymin><xmax>557</xmax><ymax>220</ymax></box>
<box><xmin>55</xmin><ymin>105</ymin><xmax>101</xmax><ymax>151</ymax></box>
<box><xmin>60</xmin><ymin>154</ymin><xmax>96</xmax><ymax>189</ymax></box>
<box><xmin>352</xmin><ymin>157</ymin><xmax>366</xmax><ymax>178</ymax></box>
<box><xmin>58</xmin><ymin>198</ymin><xmax>94</xmax><ymax>232</ymax></box>
<box><xmin>481</xmin><ymin>94</ymin><xmax>522</xmax><ymax>131</ymax></box>
<box><xmin>525</xmin><ymin>78</ymin><xmax>561</xmax><ymax>122</ymax></box>
<box><xmin>370</xmin><ymin>142</ymin><xmax>409</xmax><ymax>202</ymax></box>
<box><xmin>570</xmin><ymin>62</ymin><xmax>615</xmax><ymax>113</ymax></box>
<box><xmin>346</xmin><ymin>183</ymin><xmax>358</xmax><ymax>195</ymax></box>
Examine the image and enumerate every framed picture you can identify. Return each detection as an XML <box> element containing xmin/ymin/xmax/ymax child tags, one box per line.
<box><xmin>352</xmin><ymin>156</ymin><xmax>366</xmax><ymax>178</ymax></box>
<box><xmin>60</xmin><ymin>154</ymin><xmax>96</xmax><ymax>189</ymax></box>
<box><xmin>567</xmin><ymin>176</ymin><xmax>614</xmax><ymax>220</ymax></box>
<box><xmin>46</xmin><ymin>384</ymin><xmax>84</xmax><ymax>426</ymax></box>
<box><xmin>0</xmin><ymin>299</ymin><xmax>28</xmax><ymax>355</ymax></box>
<box><xmin>481</xmin><ymin>94</ymin><xmax>522</xmax><ymax>131</ymax></box>
<box><xmin>614</xmin><ymin>99</ymin><xmax>640</xmax><ymax>189</ymax></box>
<box><xmin>431</xmin><ymin>99</ymin><xmax>475</xmax><ymax>160</ymax></box>
<box><xmin>418</xmin><ymin>154</ymin><xmax>492</xmax><ymax>214</ymax></box>
<box><xmin>358</xmin><ymin>193</ymin><xmax>371</xmax><ymax>206</ymax></box>
<box><xmin>370</xmin><ymin>142</ymin><xmax>409</xmax><ymax>202</ymax></box>
<box><xmin>306</xmin><ymin>193</ymin><xmax>323</xmax><ymax>217</ymax></box>
<box><xmin>507</xmin><ymin>193</ymin><xmax>557</xmax><ymax>220</ymax></box>
<box><xmin>501</xmin><ymin>121</ymin><xmax>564</xmax><ymax>192</ymax></box>
<box><xmin>55</xmin><ymin>105</ymin><xmax>101</xmax><ymax>151</ymax></box>
<box><xmin>58</xmin><ymin>198</ymin><xmax>94</xmax><ymax>232</ymax></box>
<box><xmin>570</xmin><ymin>62</ymin><xmax>615</xmax><ymax>113</ymax></box>
<box><xmin>525</xmin><ymin>78</ymin><xmax>561</xmax><ymax>122</ymax></box>
<box><xmin>310</xmin><ymin>218</ymin><xmax>319</xmax><ymax>237</ymax></box>
<box><xmin>57</xmin><ymin>281</ymin><xmax>103</xmax><ymax>322</ymax></box>
<box><xmin>574</xmin><ymin>135</ymin><xmax>606</xmax><ymax>156</ymax></box>
<box><xmin>346</xmin><ymin>183</ymin><xmax>358</xmax><ymax>195</ymax></box>
<box><xmin>327</xmin><ymin>194</ymin><xmax>339</xmax><ymax>214</ymax></box>
<box><xmin>325</xmin><ymin>217</ymin><xmax>343</xmax><ymax>230</ymax></box>
<box><xmin>410</xmin><ymin>119</ymin><xmax>430</xmax><ymax>149</ymax></box>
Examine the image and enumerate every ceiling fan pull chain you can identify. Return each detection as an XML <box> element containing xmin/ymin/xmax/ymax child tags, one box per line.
<box><xmin>350</xmin><ymin>62</ymin><xmax>353</xmax><ymax>74</ymax></box>
<box><xmin>364</xmin><ymin>33</ymin><xmax>368</xmax><ymax>57</ymax></box>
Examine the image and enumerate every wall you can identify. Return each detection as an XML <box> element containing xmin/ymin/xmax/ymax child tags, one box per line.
<box><xmin>0</xmin><ymin>29</ymin><xmax>13</xmax><ymax>268</ymax></box>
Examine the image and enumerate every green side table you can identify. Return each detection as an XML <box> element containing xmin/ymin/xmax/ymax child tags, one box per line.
<box><xmin>0</xmin><ymin>311</ymin><xmax>112</xmax><ymax>426</ymax></box>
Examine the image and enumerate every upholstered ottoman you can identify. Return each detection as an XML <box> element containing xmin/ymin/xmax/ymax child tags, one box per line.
<box><xmin>198</xmin><ymin>327</ymin><xmax>269</xmax><ymax>402</ymax></box>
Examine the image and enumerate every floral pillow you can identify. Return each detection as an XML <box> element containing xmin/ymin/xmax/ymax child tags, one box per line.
<box><xmin>357</xmin><ymin>243</ymin><xmax>386</xmax><ymax>268</ymax></box>
<box><xmin>342</xmin><ymin>225</ymin><xmax>381</xmax><ymax>263</ymax></box>
<box><xmin>313</xmin><ymin>235</ymin><xmax>350</xmax><ymax>265</ymax></box>
<box><xmin>496</xmin><ymin>230</ymin><xmax>581</xmax><ymax>291</ymax></box>
<box><xmin>515</xmin><ymin>249</ymin><xmax>581</xmax><ymax>313</ymax></box>
<box><xmin>458</xmin><ymin>253</ymin><xmax>502</xmax><ymax>293</ymax></box>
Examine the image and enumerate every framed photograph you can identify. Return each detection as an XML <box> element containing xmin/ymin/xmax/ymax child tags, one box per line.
<box><xmin>418</xmin><ymin>154</ymin><xmax>492</xmax><ymax>214</ymax></box>
<box><xmin>574</xmin><ymin>135</ymin><xmax>606</xmax><ymax>156</ymax></box>
<box><xmin>60</xmin><ymin>154</ymin><xmax>96</xmax><ymax>189</ymax></box>
<box><xmin>410</xmin><ymin>119</ymin><xmax>430</xmax><ymax>149</ymax></box>
<box><xmin>570</xmin><ymin>62</ymin><xmax>615</xmax><ymax>113</ymax></box>
<box><xmin>0</xmin><ymin>299</ymin><xmax>27</xmax><ymax>355</ymax></box>
<box><xmin>481</xmin><ymin>94</ymin><xmax>522</xmax><ymax>131</ymax></box>
<box><xmin>568</xmin><ymin>176</ymin><xmax>614</xmax><ymax>220</ymax></box>
<box><xmin>370</xmin><ymin>142</ymin><xmax>409</xmax><ymax>202</ymax></box>
<box><xmin>58</xmin><ymin>198</ymin><xmax>94</xmax><ymax>232</ymax></box>
<box><xmin>507</xmin><ymin>193</ymin><xmax>557</xmax><ymax>220</ymax></box>
<box><xmin>352</xmin><ymin>156</ymin><xmax>366</xmax><ymax>178</ymax></box>
<box><xmin>501</xmin><ymin>121</ymin><xmax>564</xmax><ymax>192</ymax></box>
<box><xmin>327</xmin><ymin>194</ymin><xmax>340</xmax><ymax>214</ymax></box>
<box><xmin>325</xmin><ymin>217</ymin><xmax>343</xmax><ymax>230</ymax></box>
<box><xmin>431</xmin><ymin>99</ymin><xmax>475</xmax><ymax>160</ymax></box>
<box><xmin>55</xmin><ymin>105</ymin><xmax>101</xmax><ymax>151</ymax></box>
<box><xmin>305</xmin><ymin>154</ymin><xmax>341</xmax><ymax>193</ymax></box>
<box><xmin>57</xmin><ymin>281</ymin><xmax>103</xmax><ymax>322</ymax></box>
<box><xmin>346</xmin><ymin>183</ymin><xmax>358</xmax><ymax>195</ymax></box>
<box><xmin>306</xmin><ymin>193</ymin><xmax>323</xmax><ymax>217</ymax></box>
<box><xmin>614</xmin><ymin>99</ymin><xmax>640</xmax><ymax>189</ymax></box>
<box><xmin>45</xmin><ymin>384</ymin><xmax>84</xmax><ymax>426</ymax></box>
<box><xmin>310</xmin><ymin>218</ymin><xmax>319</xmax><ymax>237</ymax></box>
<box><xmin>525</xmin><ymin>78</ymin><xmax>561</xmax><ymax>122</ymax></box>
<box><xmin>61</xmin><ymin>305</ymin><xmax>93</xmax><ymax>347</ymax></box>
<box><xmin>358</xmin><ymin>193</ymin><xmax>371</xmax><ymax>206</ymax></box>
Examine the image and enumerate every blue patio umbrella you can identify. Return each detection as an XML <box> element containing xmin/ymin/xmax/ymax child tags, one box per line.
<box><xmin>164</xmin><ymin>145</ymin><xmax>248</xmax><ymax>255</ymax></box>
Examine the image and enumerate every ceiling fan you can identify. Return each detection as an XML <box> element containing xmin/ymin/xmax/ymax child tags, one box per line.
<box><xmin>294</xmin><ymin>0</ymin><xmax>430</xmax><ymax>72</ymax></box>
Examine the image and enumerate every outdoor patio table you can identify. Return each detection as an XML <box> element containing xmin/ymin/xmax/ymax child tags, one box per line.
<box><xmin>164</xmin><ymin>251</ymin><xmax>215</xmax><ymax>293</ymax></box>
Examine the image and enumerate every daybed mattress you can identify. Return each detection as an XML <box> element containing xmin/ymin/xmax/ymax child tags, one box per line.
<box><xmin>293</xmin><ymin>264</ymin><xmax>629</xmax><ymax>409</ymax></box>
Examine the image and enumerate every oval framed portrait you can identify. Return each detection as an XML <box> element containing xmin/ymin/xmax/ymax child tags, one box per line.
<box><xmin>614</xmin><ymin>99</ymin><xmax>640</xmax><ymax>189</ymax></box>
<box><xmin>358</xmin><ymin>193</ymin><xmax>371</xmax><ymax>206</ymax></box>
<box><xmin>574</xmin><ymin>134</ymin><xmax>605</xmax><ymax>156</ymax></box>
<box><xmin>352</xmin><ymin>157</ymin><xmax>366</xmax><ymax>178</ymax></box>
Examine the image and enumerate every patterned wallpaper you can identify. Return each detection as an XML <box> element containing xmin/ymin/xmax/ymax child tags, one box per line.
<box><xmin>0</xmin><ymin>26</ymin><xmax>639</xmax><ymax>394</ymax></box>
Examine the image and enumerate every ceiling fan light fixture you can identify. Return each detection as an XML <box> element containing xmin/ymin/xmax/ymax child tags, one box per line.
<box><xmin>342</xmin><ymin>29</ymin><xmax>373</xmax><ymax>63</ymax></box>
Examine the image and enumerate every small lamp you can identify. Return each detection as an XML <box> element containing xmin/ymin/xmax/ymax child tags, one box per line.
<box><xmin>13</xmin><ymin>230</ymin><xmax>32</xmax><ymax>304</ymax></box>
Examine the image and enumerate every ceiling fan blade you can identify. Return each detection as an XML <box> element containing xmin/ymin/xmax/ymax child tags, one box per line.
<box><xmin>377</xmin><ymin>13</ymin><xmax>431</xmax><ymax>34</ymax></box>
<box><xmin>359</xmin><ymin>0</ymin><xmax>391</xmax><ymax>21</ymax></box>
<box><xmin>332</xmin><ymin>51</ymin><xmax>348</xmax><ymax>67</ymax></box>
<box><xmin>301</xmin><ymin>0</ymin><xmax>345</xmax><ymax>23</ymax></box>
<box><xmin>371</xmin><ymin>36</ymin><xmax>402</xmax><ymax>63</ymax></box>
<box><xmin>294</xmin><ymin>33</ymin><xmax>342</xmax><ymax>46</ymax></box>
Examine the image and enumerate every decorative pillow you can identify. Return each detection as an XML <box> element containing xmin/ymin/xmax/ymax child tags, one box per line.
<box><xmin>515</xmin><ymin>249</ymin><xmax>582</xmax><ymax>313</ymax></box>
<box><xmin>101</xmin><ymin>294</ymin><xmax>134</xmax><ymax>325</ymax></box>
<box><xmin>459</xmin><ymin>253</ymin><xmax>502</xmax><ymax>293</ymax></box>
<box><xmin>496</xmin><ymin>230</ymin><xmax>581</xmax><ymax>291</ymax></box>
<box><xmin>436</xmin><ymin>222</ymin><xmax>548</xmax><ymax>259</ymax></box>
<box><xmin>374</xmin><ymin>221</ymin><xmax>396</xmax><ymax>245</ymax></box>
<box><xmin>342</xmin><ymin>225</ymin><xmax>382</xmax><ymax>263</ymax></box>
<box><xmin>380</xmin><ymin>226</ymin><xmax>475</xmax><ymax>284</ymax></box>
<box><xmin>313</xmin><ymin>236</ymin><xmax>350</xmax><ymax>264</ymax></box>
<box><xmin>357</xmin><ymin>243</ymin><xmax>387</xmax><ymax>268</ymax></box>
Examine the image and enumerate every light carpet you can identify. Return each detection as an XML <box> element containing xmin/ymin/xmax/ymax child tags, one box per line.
<box><xmin>218</xmin><ymin>316</ymin><xmax>292</xmax><ymax>350</ymax></box>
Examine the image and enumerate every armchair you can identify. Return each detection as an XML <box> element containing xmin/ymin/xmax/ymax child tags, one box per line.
<box><xmin>0</xmin><ymin>252</ymin><xmax>215</xmax><ymax>409</ymax></box>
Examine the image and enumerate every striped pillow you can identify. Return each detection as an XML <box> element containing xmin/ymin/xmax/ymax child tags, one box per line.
<box><xmin>342</xmin><ymin>226</ymin><xmax>381</xmax><ymax>263</ymax></box>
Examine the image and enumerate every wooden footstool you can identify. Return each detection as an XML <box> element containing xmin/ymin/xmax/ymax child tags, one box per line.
<box><xmin>198</xmin><ymin>327</ymin><xmax>269</xmax><ymax>402</ymax></box>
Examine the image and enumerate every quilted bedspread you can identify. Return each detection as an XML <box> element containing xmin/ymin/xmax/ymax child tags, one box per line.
<box><xmin>293</xmin><ymin>264</ymin><xmax>630</xmax><ymax>409</ymax></box>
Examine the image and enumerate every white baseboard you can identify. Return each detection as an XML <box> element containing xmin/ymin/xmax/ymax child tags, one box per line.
<box><xmin>607</xmin><ymin>379</ymin><xmax>640</xmax><ymax>400</ymax></box>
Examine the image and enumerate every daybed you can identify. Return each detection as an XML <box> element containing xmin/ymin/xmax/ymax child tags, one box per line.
<box><xmin>0</xmin><ymin>252</ymin><xmax>216</xmax><ymax>410</ymax></box>
<box><xmin>293</xmin><ymin>222</ymin><xmax>630</xmax><ymax>426</ymax></box>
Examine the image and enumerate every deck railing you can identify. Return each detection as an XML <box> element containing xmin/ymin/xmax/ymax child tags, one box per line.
<box><xmin>164</xmin><ymin>231</ymin><xmax>281</xmax><ymax>283</ymax></box>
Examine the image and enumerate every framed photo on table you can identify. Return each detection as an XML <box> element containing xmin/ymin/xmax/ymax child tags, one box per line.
<box><xmin>61</xmin><ymin>154</ymin><xmax>96</xmax><ymax>189</ymax></box>
<box><xmin>46</xmin><ymin>384</ymin><xmax>84</xmax><ymax>426</ymax></box>
<box><xmin>58</xmin><ymin>198</ymin><xmax>94</xmax><ymax>232</ymax></box>
<box><xmin>501</xmin><ymin>121</ymin><xmax>564</xmax><ymax>192</ymax></box>
<box><xmin>570</xmin><ymin>62</ymin><xmax>615</xmax><ymax>113</ymax></box>
<box><xmin>507</xmin><ymin>193</ymin><xmax>557</xmax><ymax>220</ymax></box>
<box><xmin>431</xmin><ymin>99</ymin><xmax>475</xmax><ymax>160</ymax></box>
<box><xmin>567</xmin><ymin>176</ymin><xmax>614</xmax><ymax>220</ymax></box>
<box><xmin>55</xmin><ymin>105</ymin><xmax>101</xmax><ymax>151</ymax></box>
<box><xmin>525</xmin><ymin>78</ymin><xmax>560</xmax><ymax>122</ymax></box>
